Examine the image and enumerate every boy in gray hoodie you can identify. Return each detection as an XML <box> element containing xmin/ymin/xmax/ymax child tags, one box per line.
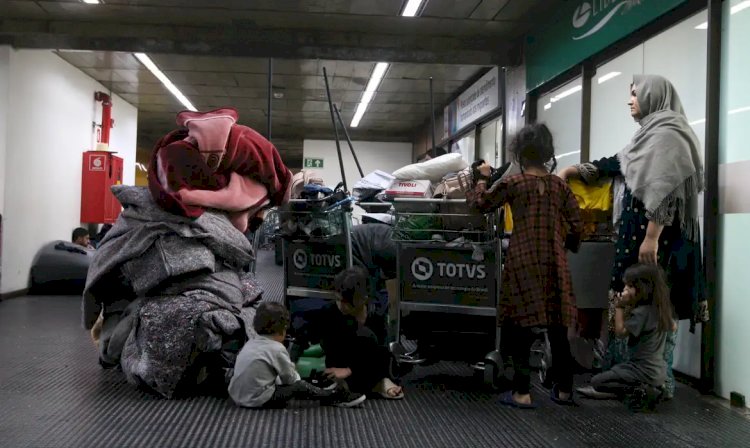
<box><xmin>229</xmin><ymin>302</ymin><xmax>366</xmax><ymax>408</ymax></box>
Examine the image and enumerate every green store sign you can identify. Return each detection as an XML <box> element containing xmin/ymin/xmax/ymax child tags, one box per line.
<box><xmin>526</xmin><ymin>0</ymin><xmax>689</xmax><ymax>91</ymax></box>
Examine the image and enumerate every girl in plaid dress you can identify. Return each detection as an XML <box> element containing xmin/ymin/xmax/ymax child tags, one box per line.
<box><xmin>468</xmin><ymin>123</ymin><xmax>583</xmax><ymax>408</ymax></box>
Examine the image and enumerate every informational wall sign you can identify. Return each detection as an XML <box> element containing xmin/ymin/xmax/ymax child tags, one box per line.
<box><xmin>443</xmin><ymin>67</ymin><xmax>500</xmax><ymax>139</ymax></box>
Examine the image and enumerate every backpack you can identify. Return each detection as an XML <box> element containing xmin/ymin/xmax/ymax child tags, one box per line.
<box><xmin>433</xmin><ymin>167</ymin><xmax>486</xmax><ymax>233</ymax></box>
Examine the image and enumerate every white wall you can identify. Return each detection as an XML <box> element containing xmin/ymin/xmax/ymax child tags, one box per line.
<box><xmin>0</xmin><ymin>49</ymin><xmax>137</xmax><ymax>293</ymax></box>
<box><xmin>302</xmin><ymin>139</ymin><xmax>412</xmax><ymax>221</ymax></box>
<box><xmin>0</xmin><ymin>46</ymin><xmax>10</xmax><ymax>215</ymax></box>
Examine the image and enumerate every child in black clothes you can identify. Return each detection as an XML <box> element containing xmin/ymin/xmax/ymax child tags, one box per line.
<box><xmin>303</xmin><ymin>267</ymin><xmax>404</xmax><ymax>399</ymax></box>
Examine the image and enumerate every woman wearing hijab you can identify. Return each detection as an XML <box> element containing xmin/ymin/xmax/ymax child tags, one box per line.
<box><xmin>559</xmin><ymin>74</ymin><xmax>706</xmax><ymax>399</ymax></box>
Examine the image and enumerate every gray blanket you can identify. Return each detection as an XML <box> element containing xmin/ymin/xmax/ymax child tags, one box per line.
<box><xmin>83</xmin><ymin>186</ymin><xmax>262</xmax><ymax>398</ymax></box>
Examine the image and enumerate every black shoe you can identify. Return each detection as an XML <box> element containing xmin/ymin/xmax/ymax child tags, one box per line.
<box><xmin>324</xmin><ymin>388</ymin><xmax>366</xmax><ymax>408</ymax></box>
<box><xmin>308</xmin><ymin>370</ymin><xmax>338</xmax><ymax>391</ymax></box>
<box><xmin>294</xmin><ymin>380</ymin><xmax>333</xmax><ymax>399</ymax></box>
<box><xmin>625</xmin><ymin>385</ymin><xmax>661</xmax><ymax>412</ymax></box>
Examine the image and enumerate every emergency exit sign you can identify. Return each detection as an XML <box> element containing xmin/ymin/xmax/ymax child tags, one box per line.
<box><xmin>304</xmin><ymin>158</ymin><xmax>324</xmax><ymax>168</ymax></box>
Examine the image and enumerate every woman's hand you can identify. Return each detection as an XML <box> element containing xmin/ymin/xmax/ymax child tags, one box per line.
<box><xmin>557</xmin><ymin>166</ymin><xmax>577</xmax><ymax>181</ymax></box>
<box><xmin>478</xmin><ymin>162</ymin><xmax>492</xmax><ymax>178</ymax></box>
<box><xmin>324</xmin><ymin>367</ymin><xmax>352</xmax><ymax>380</ymax></box>
<box><xmin>638</xmin><ymin>236</ymin><xmax>659</xmax><ymax>265</ymax></box>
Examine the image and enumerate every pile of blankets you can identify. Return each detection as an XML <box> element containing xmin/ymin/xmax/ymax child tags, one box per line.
<box><xmin>83</xmin><ymin>108</ymin><xmax>292</xmax><ymax>398</ymax></box>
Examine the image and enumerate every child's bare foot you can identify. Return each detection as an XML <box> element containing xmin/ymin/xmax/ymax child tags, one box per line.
<box><xmin>499</xmin><ymin>391</ymin><xmax>537</xmax><ymax>409</ymax></box>
<box><xmin>513</xmin><ymin>392</ymin><xmax>532</xmax><ymax>405</ymax></box>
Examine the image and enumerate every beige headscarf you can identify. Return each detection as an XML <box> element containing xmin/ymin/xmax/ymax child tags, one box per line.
<box><xmin>617</xmin><ymin>74</ymin><xmax>704</xmax><ymax>241</ymax></box>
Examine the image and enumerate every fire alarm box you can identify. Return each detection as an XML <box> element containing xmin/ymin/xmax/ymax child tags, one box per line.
<box><xmin>81</xmin><ymin>151</ymin><xmax>123</xmax><ymax>224</ymax></box>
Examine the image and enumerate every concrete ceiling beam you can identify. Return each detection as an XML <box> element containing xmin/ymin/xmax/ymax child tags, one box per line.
<box><xmin>0</xmin><ymin>18</ymin><xmax>519</xmax><ymax>65</ymax></box>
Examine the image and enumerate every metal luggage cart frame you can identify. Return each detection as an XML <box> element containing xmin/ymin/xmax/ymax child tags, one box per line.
<box><xmin>389</xmin><ymin>197</ymin><xmax>504</xmax><ymax>386</ymax></box>
<box><xmin>278</xmin><ymin>199</ymin><xmax>353</xmax><ymax>305</ymax></box>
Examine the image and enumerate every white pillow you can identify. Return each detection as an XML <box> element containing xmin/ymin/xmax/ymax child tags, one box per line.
<box><xmin>392</xmin><ymin>153</ymin><xmax>469</xmax><ymax>182</ymax></box>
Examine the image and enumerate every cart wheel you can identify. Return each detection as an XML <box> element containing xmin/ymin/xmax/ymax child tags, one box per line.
<box><xmin>389</xmin><ymin>354</ymin><xmax>413</xmax><ymax>378</ymax></box>
<box><xmin>538</xmin><ymin>337</ymin><xmax>553</xmax><ymax>389</ymax></box>
<box><xmin>482</xmin><ymin>350</ymin><xmax>503</xmax><ymax>389</ymax></box>
<box><xmin>538</xmin><ymin>357</ymin><xmax>550</xmax><ymax>387</ymax></box>
<box><xmin>483</xmin><ymin>361</ymin><xmax>499</xmax><ymax>388</ymax></box>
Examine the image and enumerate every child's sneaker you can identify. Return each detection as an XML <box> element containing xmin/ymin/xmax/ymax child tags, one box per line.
<box><xmin>625</xmin><ymin>384</ymin><xmax>661</xmax><ymax>412</ymax></box>
<box><xmin>324</xmin><ymin>388</ymin><xmax>366</xmax><ymax>408</ymax></box>
<box><xmin>308</xmin><ymin>370</ymin><xmax>338</xmax><ymax>391</ymax></box>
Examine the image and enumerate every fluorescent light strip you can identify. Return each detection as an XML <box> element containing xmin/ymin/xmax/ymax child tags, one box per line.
<box><xmin>544</xmin><ymin>103</ymin><xmax>552</xmax><ymax>111</ymax></box>
<box><xmin>401</xmin><ymin>0</ymin><xmax>425</xmax><ymax>17</ymax></box>
<box><xmin>696</xmin><ymin>0</ymin><xmax>750</xmax><ymax>29</ymax></box>
<box><xmin>729</xmin><ymin>105</ymin><xmax>750</xmax><ymax>115</ymax></box>
<box><xmin>550</xmin><ymin>85</ymin><xmax>582</xmax><ymax>103</ymax></box>
<box><xmin>81</xmin><ymin>0</ymin><xmax>101</xmax><ymax>4</ymax></box>
<box><xmin>557</xmin><ymin>150</ymin><xmax>581</xmax><ymax>158</ymax></box>
<box><xmin>352</xmin><ymin>1</ymin><xmax>424</xmax><ymax>128</ymax></box>
<box><xmin>350</xmin><ymin>62</ymin><xmax>389</xmax><ymax>128</ymax></box>
<box><xmin>689</xmin><ymin>118</ymin><xmax>706</xmax><ymax>126</ymax></box>
<box><xmin>732</xmin><ymin>0</ymin><xmax>750</xmax><ymax>14</ymax></box>
<box><xmin>134</xmin><ymin>52</ymin><xmax>197</xmax><ymax>111</ymax></box>
<box><xmin>597</xmin><ymin>71</ymin><xmax>622</xmax><ymax>84</ymax></box>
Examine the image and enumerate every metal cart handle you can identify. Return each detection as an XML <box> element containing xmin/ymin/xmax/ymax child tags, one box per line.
<box><xmin>392</xmin><ymin>198</ymin><xmax>467</xmax><ymax>204</ymax></box>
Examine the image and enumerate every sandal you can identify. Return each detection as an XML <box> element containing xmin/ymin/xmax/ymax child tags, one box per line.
<box><xmin>550</xmin><ymin>385</ymin><xmax>577</xmax><ymax>406</ymax></box>
<box><xmin>498</xmin><ymin>391</ymin><xmax>537</xmax><ymax>409</ymax></box>
<box><xmin>374</xmin><ymin>378</ymin><xmax>404</xmax><ymax>400</ymax></box>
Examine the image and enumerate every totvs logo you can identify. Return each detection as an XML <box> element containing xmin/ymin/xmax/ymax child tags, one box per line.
<box><xmin>410</xmin><ymin>257</ymin><xmax>486</xmax><ymax>281</ymax></box>
<box><xmin>292</xmin><ymin>249</ymin><xmax>342</xmax><ymax>270</ymax></box>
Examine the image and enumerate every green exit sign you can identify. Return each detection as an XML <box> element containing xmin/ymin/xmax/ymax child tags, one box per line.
<box><xmin>304</xmin><ymin>157</ymin><xmax>324</xmax><ymax>168</ymax></box>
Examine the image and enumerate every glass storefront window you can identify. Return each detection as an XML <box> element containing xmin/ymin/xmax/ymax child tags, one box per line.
<box><xmin>536</xmin><ymin>77</ymin><xmax>582</xmax><ymax>171</ymax></box>
<box><xmin>716</xmin><ymin>0</ymin><xmax>750</xmax><ymax>400</ymax></box>
<box><xmin>451</xmin><ymin>130</ymin><xmax>475</xmax><ymax>165</ymax></box>
<box><xmin>478</xmin><ymin>117</ymin><xmax>502</xmax><ymax>167</ymax></box>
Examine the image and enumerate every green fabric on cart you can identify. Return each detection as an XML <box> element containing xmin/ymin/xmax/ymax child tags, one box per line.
<box><xmin>395</xmin><ymin>215</ymin><xmax>439</xmax><ymax>240</ymax></box>
<box><xmin>296</xmin><ymin>344</ymin><xmax>326</xmax><ymax>379</ymax></box>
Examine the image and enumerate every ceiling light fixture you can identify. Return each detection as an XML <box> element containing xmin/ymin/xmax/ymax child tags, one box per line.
<box><xmin>401</xmin><ymin>0</ymin><xmax>426</xmax><ymax>17</ymax></box>
<box><xmin>351</xmin><ymin>62</ymin><xmax>389</xmax><ymax>128</ymax></box>
<box><xmin>134</xmin><ymin>52</ymin><xmax>196</xmax><ymax>112</ymax></box>
<box><xmin>696</xmin><ymin>1</ymin><xmax>750</xmax><ymax>29</ymax></box>
<box><xmin>351</xmin><ymin>1</ymin><xmax>425</xmax><ymax>128</ymax></box>
<box><xmin>81</xmin><ymin>0</ymin><xmax>102</xmax><ymax>4</ymax></box>
<box><xmin>556</xmin><ymin>150</ymin><xmax>582</xmax><ymax>158</ymax></box>
<box><xmin>597</xmin><ymin>71</ymin><xmax>622</xmax><ymax>84</ymax></box>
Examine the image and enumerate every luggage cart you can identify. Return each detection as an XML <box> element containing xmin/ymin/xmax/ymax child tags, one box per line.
<box><xmin>277</xmin><ymin>199</ymin><xmax>354</xmax><ymax>342</ymax></box>
<box><xmin>389</xmin><ymin>197</ymin><xmax>504</xmax><ymax>387</ymax></box>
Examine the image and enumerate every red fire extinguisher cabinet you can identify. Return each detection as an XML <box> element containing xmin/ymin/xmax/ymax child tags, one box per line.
<box><xmin>81</xmin><ymin>151</ymin><xmax>123</xmax><ymax>224</ymax></box>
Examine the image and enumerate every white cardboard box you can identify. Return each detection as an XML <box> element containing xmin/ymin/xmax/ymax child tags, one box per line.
<box><xmin>384</xmin><ymin>179</ymin><xmax>433</xmax><ymax>198</ymax></box>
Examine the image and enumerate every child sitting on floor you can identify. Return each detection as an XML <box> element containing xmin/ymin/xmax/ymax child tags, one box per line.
<box><xmin>228</xmin><ymin>302</ymin><xmax>365</xmax><ymax>408</ymax></box>
<box><xmin>577</xmin><ymin>264</ymin><xmax>675</xmax><ymax>411</ymax></box>
<box><xmin>302</xmin><ymin>267</ymin><xmax>404</xmax><ymax>400</ymax></box>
